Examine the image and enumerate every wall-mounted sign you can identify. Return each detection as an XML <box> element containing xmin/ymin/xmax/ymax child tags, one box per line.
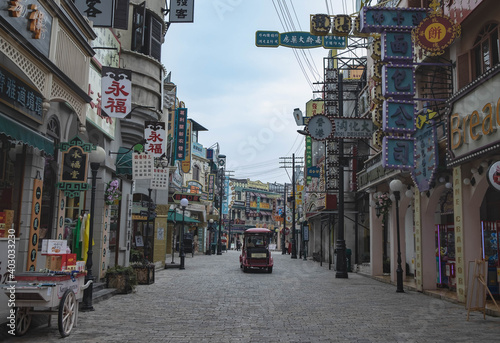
<box><xmin>57</xmin><ymin>137</ymin><xmax>94</xmax><ymax>197</ymax></box>
<box><xmin>487</xmin><ymin>161</ymin><xmax>500</xmax><ymax>192</ymax></box>
<box><xmin>101</xmin><ymin>67</ymin><xmax>132</xmax><ymax>118</ymax></box>
<box><xmin>0</xmin><ymin>65</ymin><xmax>44</xmax><ymax>123</ymax></box>
<box><xmin>26</xmin><ymin>177</ymin><xmax>43</xmax><ymax>271</ymax></box>
<box><xmin>411</xmin><ymin>120</ymin><xmax>438</xmax><ymax>192</ymax></box>
<box><xmin>172</xmin><ymin>192</ymin><xmax>201</xmax><ymax>203</ymax></box>
<box><xmin>413</xmin><ymin>13</ymin><xmax>460</xmax><ymax>55</ymax></box>
<box><xmin>0</xmin><ymin>1</ymin><xmax>53</xmax><ymax>56</ymax></box>
<box><xmin>255</xmin><ymin>31</ymin><xmax>346</xmax><ymax>49</ymax></box>
<box><xmin>382</xmin><ymin>65</ymin><xmax>415</xmax><ymax>98</ymax></box>
<box><xmin>331</xmin><ymin>118</ymin><xmax>374</xmax><ymax>139</ymax></box>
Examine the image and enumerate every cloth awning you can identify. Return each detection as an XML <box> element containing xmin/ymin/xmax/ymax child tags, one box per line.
<box><xmin>0</xmin><ymin>114</ymin><xmax>54</xmax><ymax>156</ymax></box>
<box><xmin>115</xmin><ymin>147</ymin><xmax>132</xmax><ymax>176</ymax></box>
<box><xmin>167</xmin><ymin>210</ymin><xmax>200</xmax><ymax>224</ymax></box>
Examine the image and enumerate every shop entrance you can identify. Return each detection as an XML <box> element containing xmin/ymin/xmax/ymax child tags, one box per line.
<box><xmin>131</xmin><ymin>221</ymin><xmax>154</xmax><ymax>263</ymax></box>
<box><xmin>479</xmin><ymin>186</ymin><xmax>500</xmax><ymax>295</ymax></box>
<box><xmin>435</xmin><ymin>224</ymin><xmax>456</xmax><ymax>289</ymax></box>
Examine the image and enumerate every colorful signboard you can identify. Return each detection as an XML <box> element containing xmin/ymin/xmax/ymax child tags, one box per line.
<box><xmin>101</xmin><ymin>67</ymin><xmax>132</xmax><ymax>118</ymax></box>
<box><xmin>382</xmin><ymin>65</ymin><xmax>415</xmax><ymax>98</ymax></box>
<box><xmin>208</xmin><ymin>174</ymin><xmax>215</xmax><ymax>201</ymax></box>
<box><xmin>172</xmin><ymin>192</ymin><xmax>201</xmax><ymax>203</ymax></box>
<box><xmin>414</xmin><ymin>13</ymin><xmax>460</xmax><ymax>55</ymax></box>
<box><xmin>382</xmin><ymin>100</ymin><xmax>416</xmax><ymax>134</ymax></box>
<box><xmin>381</xmin><ymin>31</ymin><xmax>413</xmax><ymax>62</ymax></box>
<box><xmin>255</xmin><ymin>31</ymin><xmax>347</xmax><ymax>49</ymax></box>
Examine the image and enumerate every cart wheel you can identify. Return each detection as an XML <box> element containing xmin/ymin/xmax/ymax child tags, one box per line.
<box><xmin>15</xmin><ymin>307</ymin><xmax>31</xmax><ymax>336</ymax></box>
<box><xmin>58</xmin><ymin>289</ymin><xmax>77</xmax><ymax>337</ymax></box>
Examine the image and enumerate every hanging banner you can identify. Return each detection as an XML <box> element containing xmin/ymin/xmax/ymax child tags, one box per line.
<box><xmin>26</xmin><ymin>178</ymin><xmax>43</xmax><ymax>271</ymax></box>
<box><xmin>144</xmin><ymin>121</ymin><xmax>166</xmax><ymax>157</ymax></box>
<box><xmin>101</xmin><ymin>66</ymin><xmax>132</xmax><ymax>118</ymax></box>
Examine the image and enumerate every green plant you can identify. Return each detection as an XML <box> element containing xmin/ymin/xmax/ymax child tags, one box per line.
<box><xmin>105</xmin><ymin>265</ymin><xmax>137</xmax><ymax>292</ymax></box>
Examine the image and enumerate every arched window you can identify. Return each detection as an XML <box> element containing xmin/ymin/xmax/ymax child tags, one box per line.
<box><xmin>472</xmin><ymin>23</ymin><xmax>499</xmax><ymax>79</ymax></box>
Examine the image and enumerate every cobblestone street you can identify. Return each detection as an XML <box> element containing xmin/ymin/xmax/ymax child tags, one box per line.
<box><xmin>2</xmin><ymin>251</ymin><xmax>500</xmax><ymax>342</ymax></box>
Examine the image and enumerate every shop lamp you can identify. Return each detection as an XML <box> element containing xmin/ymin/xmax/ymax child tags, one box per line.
<box><xmin>82</xmin><ymin>145</ymin><xmax>106</xmax><ymax>311</ymax></box>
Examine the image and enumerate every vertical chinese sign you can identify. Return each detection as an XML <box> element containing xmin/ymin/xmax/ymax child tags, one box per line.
<box><xmin>26</xmin><ymin>177</ymin><xmax>43</xmax><ymax>271</ymax></box>
<box><xmin>101</xmin><ymin>66</ymin><xmax>132</xmax><ymax>118</ymax></box>
<box><xmin>174</xmin><ymin>108</ymin><xmax>188</xmax><ymax>162</ymax></box>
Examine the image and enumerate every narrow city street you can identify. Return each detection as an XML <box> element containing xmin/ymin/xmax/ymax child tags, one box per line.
<box><xmin>2</xmin><ymin>251</ymin><xmax>500</xmax><ymax>343</ymax></box>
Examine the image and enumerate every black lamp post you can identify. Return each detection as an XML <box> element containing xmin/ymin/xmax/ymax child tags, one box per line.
<box><xmin>217</xmin><ymin>155</ymin><xmax>225</xmax><ymax>255</ymax></box>
<box><xmin>179</xmin><ymin>198</ymin><xmax>188</xmax><ymax>270</ymax></box>
<box><xmin>208</xmin><ymin>219</ymin><xmax>214</xmax><ymax>255</ymax></box>
<box><xmin>82</xmin><ymin>145</ymin><xmax>106</xmax><ymax>311</ymax></box>
<box><xmin>389</xmin><ymin>179</ymin><xmax>405</xmax><ymax>293</ymax></box>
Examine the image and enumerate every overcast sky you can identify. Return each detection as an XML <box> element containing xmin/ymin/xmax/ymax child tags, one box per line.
<box><xmin>163</xmin><ymin>0</ymin><xmax>357</xmax><ymax>185</ymax></box>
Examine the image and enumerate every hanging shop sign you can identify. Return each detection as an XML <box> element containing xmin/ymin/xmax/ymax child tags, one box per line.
<box><xmin>1</xmin><ymin>0</ymin><xmax>52</xmax><ymax>56</ymax></box>
<box><xmin>382</xmin><ymin>65</ymin><xmax>415</xmax><ymax>98</ymax></box>
<box><xmin>310</xmin><ymin>14</ymin><xmax>331</xmax><ymax>35</ymax></box>
<box><xmin>382</xmin><ymin>100</ymin><xmax>416</xmax><ymax>134</ymax></box>
<box><xmin>306</xmin><ymin>114</ymin><xmax>334</xmax><ymax>141</ymax></box>
<box><xmin>101</xmin><ymin>67</ymin><xmax>132</xmax><ymax>118</ymax></box>
<box><xmin>381</xmin><ymin>31</ymin><xmax>413</xmax><ymax>62</ymax></box>
<box><xmin>56</xmin><ymin>136</ymin><xmax>94</xmax><ymax>197</ymax></box>
<box><xmin>382</xmin><ymin>136</ymin><xmax>415</xmax><ymax>170</ymax></box>
<box><xmin>413</xmin><ymin>13</ymin><xmax>460</xmax><ymax>55</ymax></box>
<box><xmin>169</xmin><ymin>0</ymin><xmax>194</xmax><ymax>23</ymax></box>
<box><xmin>359</xmin><ymin>7</ymin><xmax>427</xmax><ymax>33</ymax></box>
<box><xmin>208</xmin><ymin>174</ymin><xmax>215</xmax><ymax>201</ymax></box>
<box><xmin>255</xmin><ymin>31</ymin><xmax>346</xmax><ymax>49</ymax></box>
<box><xmin>150</xmin><ymin>167</ymin><xmax>168</xmax><ymax>190</ymax></box>
<box><xmin>487</xmin><ymin>161</ymin><xmax>500</xmax><ymax>192</ymax></box>
<box><xmin>182</xmin><ymin>120</ymin><xmax>192</xmax><ymax>173</ymax></box>
<box><xmin>144</xmin><ymin>121</ymin><xmax>166</xmax><ymax>157</ymax></box>
<box><xmin>174</xmin><ymin>108</ymin><xmax>188</xmax><ymax>161</ymax></box>
<box><xmin>87</xmin><ymin>64</ymin><xmax>116</xmax><ymax>139</ymax></box>
<box><xmin>132</xmin><ymin>152</ymin><xmax>153</xmax><ymax>179</ymax></box>
<box><xmin>305</xmin><ymin>136</ymin><xmax>313</xmax><ymax>184</ymax></box>
<box><xmin>411</xmin><ymin>120</ymin><xmax>438</xmax><ymax>192</ymax></box>
<box><xmin>74</xmin><ymin>0</ymin><xmax>115</xmax><ymax>27</ymax></box>
<box><xmin>0</xmin><ymin>65</ymin><xmax>44</xmax><ymax>123</ymax></box>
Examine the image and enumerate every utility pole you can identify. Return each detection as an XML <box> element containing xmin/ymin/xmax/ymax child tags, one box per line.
<box><xmin>282</xmin><ymin>184</ymin><xmax>287</xmax><ymax>255</ymax></box>
<box><xmin>279</xmin><ymin>155</ymin><xmax>303</xmax><ymax>259</ymax></box>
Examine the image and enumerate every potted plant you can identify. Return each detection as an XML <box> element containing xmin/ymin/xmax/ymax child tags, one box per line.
<box><xmin>130</xmin><ymin>261</ymin><xmax>155</xmax><ymax>285</ymax></box>
<box><xmin>104</xmin><ymin>179</ymin><xmax>122</xmax><ymax>205</ymax></box>
<box><xmin>105</xmin><ymin>265</ymin><xmax>137</xmax><ymax>294</ymax></box>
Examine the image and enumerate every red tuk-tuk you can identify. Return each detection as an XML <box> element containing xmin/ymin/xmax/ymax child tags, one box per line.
<box><xmin>239</xmin><ymin>228</ymin><xmax>273</xmax><ymax>273</ymax></box>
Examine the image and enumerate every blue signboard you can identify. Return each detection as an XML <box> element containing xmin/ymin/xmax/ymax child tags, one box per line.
<box><xmin>382</xmin><ymin>65</ymin><xmax>415</xmax><ymax>98</ymax></box>
<box><xmin>381</xmin><ymin>32</ymin><xmax>413</xmax><ymax>62</ymax></box>
<box><xmin>256</xmin><ymin>31</ymin><xmax>347</xmax><ymax>49</ymax></box>
<box><xmin>307</xmin><ymin>166</ymin><xmax>320</xmax><ymax>178</ymax></box>
<box><xmin>411</xmin><ymin>121</ymin><xmax>438</xmax><ymax>192</ymax></box>
<box><xmin>360</xmin><ymin>7</ymin><xmax>427</xmax><ymax>33</ymax></box>
<box><xmin>382</xmin><ymin>100</ymin><xmax>416</xmax><ymax>134</ymax></box>
<box><xmin>382</xmin><ymin>136</ymin><xmax>415</xmax><ymax>170</ymax></box>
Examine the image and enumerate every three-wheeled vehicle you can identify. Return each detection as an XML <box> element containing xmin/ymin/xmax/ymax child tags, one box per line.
<box><xmin>240</xmin><ymin>228</ymin><xmax>273</xmax><ymax>273</ymax></box>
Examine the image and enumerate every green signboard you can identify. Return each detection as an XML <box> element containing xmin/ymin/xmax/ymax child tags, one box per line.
<box><xmin>256</xmin><ymin>31</ymin><xmax>346</xmax><ymax>49</ymax></box>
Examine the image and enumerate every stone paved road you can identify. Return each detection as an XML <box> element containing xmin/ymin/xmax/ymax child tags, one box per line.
<box><xmin>1</xmin><ymin>250</ymin><xmax>500</xmax><ymax>342</ymax></box>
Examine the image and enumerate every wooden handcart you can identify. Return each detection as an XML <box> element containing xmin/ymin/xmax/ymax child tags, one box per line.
<box><xmin>2</xmin><ymin>271</ymin><xmax>91</xmax><ymax>337</ymax></box>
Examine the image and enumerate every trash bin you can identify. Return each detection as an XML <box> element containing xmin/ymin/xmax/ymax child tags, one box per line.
<box><xmin>346</xmin><ymin>249</ymin><xmax>352</xmax><ymax>272</ymax></box>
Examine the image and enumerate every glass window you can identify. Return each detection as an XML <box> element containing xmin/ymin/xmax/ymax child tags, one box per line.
<box><xmin>472</xmin><ymin>23</ymin><xmax>499</xmax><ymax>78</ymax></box>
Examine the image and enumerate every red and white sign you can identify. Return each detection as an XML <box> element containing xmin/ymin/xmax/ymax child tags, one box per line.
<box><xmin>101</xmin><ymin>67</ymin><xmax>132</xmax><ymax>118</ymax></box>
<box><xmin>144</xmin><ymin>121</ymin><xmax>166</xmax><ymax>157</ymax></box>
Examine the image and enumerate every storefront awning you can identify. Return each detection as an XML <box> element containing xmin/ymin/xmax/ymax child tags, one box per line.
<box><xmin>115</xmin><ymin>147</ymin><xmax>132</xmax><ymax>176</ymax></box>
<box><xmin>167</xmin><ymin>210</ymin><xmax>200</xmax><ymax>224</ymax></box>
<box><xmin>0</xmin><ymin>114</ymin><xmax>54</xmax><ymax>156</ymax></box>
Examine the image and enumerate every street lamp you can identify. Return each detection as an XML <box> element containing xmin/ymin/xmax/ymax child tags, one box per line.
<box><xmin>82</xmin><ymin>145</ymin><xmax>106</xmax><ymax>311</ymax></box>
<box><xmin>217</xmin><ymin>155</ymin><xmax>225</xmax><ymax>255</ymax></box>
<box><xmin>208</xmin><ymin>218</ymin><xmax>214</xmax><ymax>255</ymax></box>
<box><xmin>179</xmin><ymin>198</ymin><xmax>189</xmax><ymax>270</ymax></box>
<box><xmin>389</xmin><ymin>179</ymin><xmax>405</xmax><ymax>293</ymax></box>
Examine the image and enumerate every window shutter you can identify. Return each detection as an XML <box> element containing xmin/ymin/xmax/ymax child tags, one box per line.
<box><xmin>457</xmin><ymin>52</ymin><xmax>470</xmax><ymax>90</ymax></box>
<box><xmin>146</xmin><ymin>14</ymin><xmax>163</xmax><ymax>61</ymax></box>
<box><xmin>114</xmin><ymin>0</ymin><xmax>130</xmax><ymax>30</ymax></box>
<box><xmin>132</xmin><ymin>2</ymin><xmax>146</xmax><ymax>52</ymax></box>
